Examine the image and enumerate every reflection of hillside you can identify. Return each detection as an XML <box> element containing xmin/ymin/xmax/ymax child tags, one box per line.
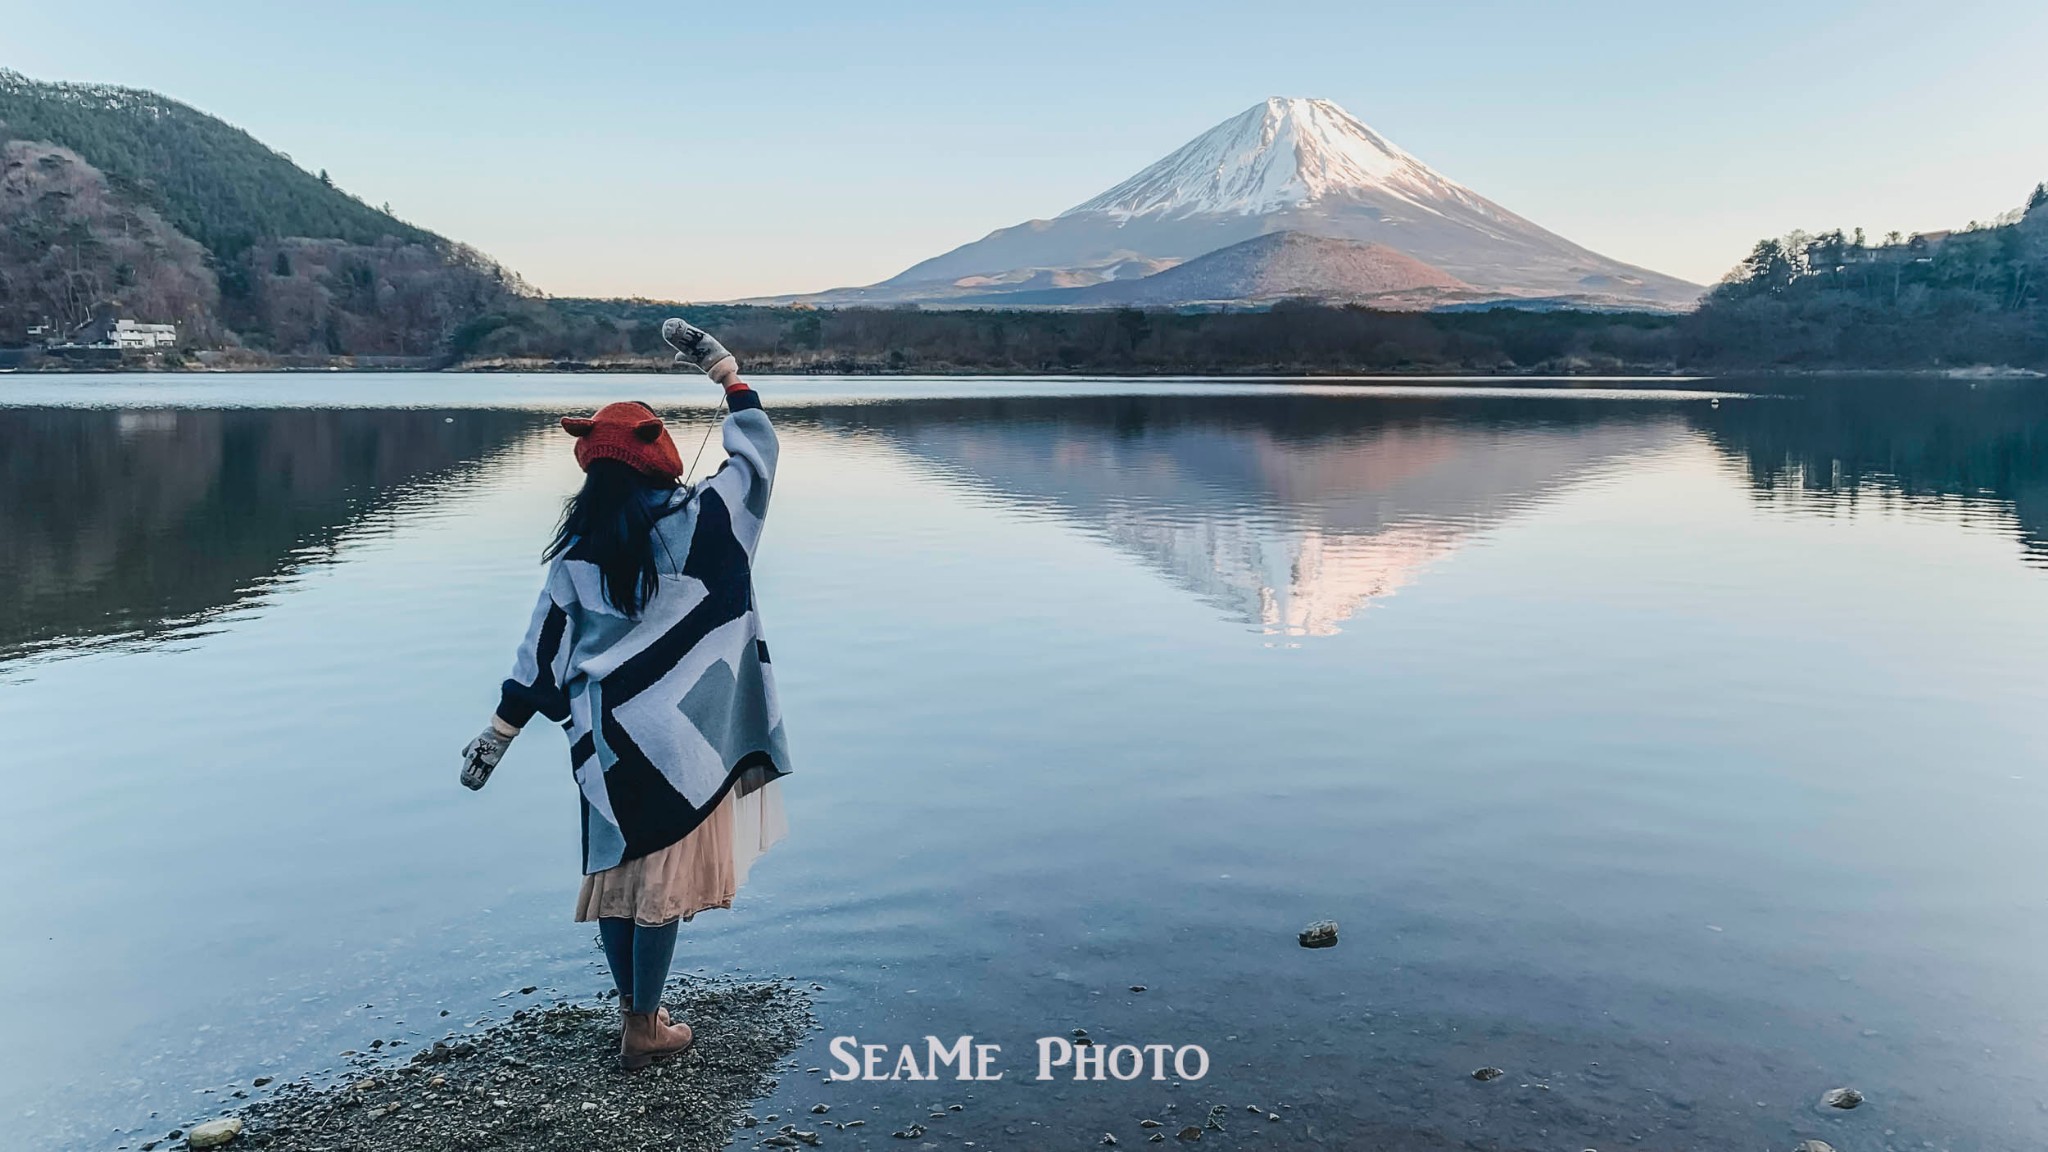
<box><xmin>1691</xmin><ymin>380</ymin><xmax>2048</xmax><ymax>565</ymax></box>
<box><xmin>797</xmin><ymin>396</ymin><xmax>1682</xmax><ymax>636</ymax></box>
<box><xmin>0</xmin><ymin>408</ymin><xmax>544</xmax><ymax>663</ymax></box>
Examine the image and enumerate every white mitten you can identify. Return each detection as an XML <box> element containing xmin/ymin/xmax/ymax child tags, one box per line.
<box><xmin>662</xmin><ymin>318</ymin><xmax>739</xmax><ymax>387</ymax></box>
<box><xmin>459</xmin><ymin>719</ymin><xmax>518</xmax><ymax>791</ymax></box>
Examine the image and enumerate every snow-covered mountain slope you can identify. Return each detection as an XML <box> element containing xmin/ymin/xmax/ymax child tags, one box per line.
<box><xmin>761</xmin><ymin>97</ymin><xmax>1702</xmax><ymax>311</ymax></box>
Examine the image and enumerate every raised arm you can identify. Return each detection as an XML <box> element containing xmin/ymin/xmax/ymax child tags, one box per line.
<box><xmin>664</xmin><ymin>318</ymin><xmax>778</xmax><ymax>555</ymax></box>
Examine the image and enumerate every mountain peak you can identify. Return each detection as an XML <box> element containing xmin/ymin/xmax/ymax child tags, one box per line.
<box><xmin>1063</xmin><ymin>97</ymin><xmax>1487</xmax><ymax>221</ymax></box>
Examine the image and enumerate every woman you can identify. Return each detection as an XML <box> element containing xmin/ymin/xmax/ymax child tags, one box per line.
<box><xmin>458</xmin><ymin>320</ymin><xmax>790</xmax><ymax>1070</ymax></box>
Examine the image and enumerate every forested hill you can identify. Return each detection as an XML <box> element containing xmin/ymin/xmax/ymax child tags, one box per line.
<box><xmin>0</xmin><ymin>70</ymin><xmax>435</xmax><ymax>260</ymax></box>
<box><xmin>1687</xmin><ymin>187</ymin><xmax>2047</xmax><ymax>370</ymax></box>
<box><xmin>0</xmin><ymin>70</ymin><xmax>524</xmax><ymax>356</ymax></box>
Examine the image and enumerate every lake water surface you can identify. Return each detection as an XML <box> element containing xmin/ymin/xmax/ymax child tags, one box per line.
<box><xmin>2</xmin><ymin>375</ymin><xmax>2045</xmax><ymax>1152</ymax></box>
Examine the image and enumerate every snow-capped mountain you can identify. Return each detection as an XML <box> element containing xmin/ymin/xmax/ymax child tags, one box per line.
<box><xmin>768</xmin><ymin>97</ymin><xmax>1701</xmax><ymax>311</ymax></box>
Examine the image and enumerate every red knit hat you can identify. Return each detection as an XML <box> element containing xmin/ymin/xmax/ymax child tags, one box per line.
<box><xmin>561</xmin><ymin>401</ymin><xmax>684</xmax><ymax>480</ymax></box>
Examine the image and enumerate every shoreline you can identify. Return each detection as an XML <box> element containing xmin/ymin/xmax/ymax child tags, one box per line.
<box><xmin>133</xmin><ymin>980</ymin><xmax>815</xmax><ymax>1152</ymax></box>
<box><xmin>2</xmin><ymin>360</ymin><xmax>2042</xmax><ymax>380</ymax></box>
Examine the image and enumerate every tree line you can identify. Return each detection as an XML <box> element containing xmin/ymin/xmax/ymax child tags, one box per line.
<box><xmin>1685</xmin><ymin>185</ymin><xmax>2047</xmax><ymax>369</ymax></box>
<box><xmin>454</xmin><ymin>297</ymin><xmax>1687</xmax><ymax>375</ymax></box>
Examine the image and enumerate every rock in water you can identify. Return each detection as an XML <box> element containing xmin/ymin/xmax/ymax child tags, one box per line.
<box><xmin>1793</xmin><ymin>1141</ymin><xmax>1836</xmax><ymax>1152</ymax></box>
<box><xmin>187</xmin><ymin>1117</ymin><xmax>243</xmax><ymax>1148</ymax></box>
<box><xmin>1472</xmin><ymin>1067</ymin><xmax>1506</xmax><ymax>1081</ymax></box>
<box><xmin>1298</xmin><ymin>920</ymin><xmax>1339</xmax><ymax>948</ymax></box>
<box><xmin>1821</xmin><ymin>1087</ymin><xmax>1863</xmax><ymax>1109</ymax></box>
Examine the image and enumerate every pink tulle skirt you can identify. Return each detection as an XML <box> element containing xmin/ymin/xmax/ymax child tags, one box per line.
<box><xmin>574</xmin><ymin>778</ymin><xmax>787</xmax><ymax>927</ymax></box>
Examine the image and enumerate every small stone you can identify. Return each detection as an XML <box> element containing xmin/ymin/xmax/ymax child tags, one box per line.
<box><xmin>948</xmin><ymin>1104</ymin><xmax>963</xmax><ymax>1111</ymax></box>
<box><xmin>1130</xmin><ymin>985</ymin><xmax>1146</xmax><ymax>992</ymax></box>
<box><xmin>794</xmin><ymin>1132</ymin><xmax>822</xmax><ymax>1146</ymax></box>
<box><xmin>250</xmin><ymin>1077</ymin><xmax>272</xmax><ymax>1088</ymax></box>
<box><xmin>368</xmin><ymin>1040</ymin><xmax>383</xmax><ymax>1049</ymax></box>
<box><xmin>1821</xmin><ymin>1087</ymin><xmax>1863</xmax><ymax>1110</ymax></box>
<box><xmin>520</xmin><ymin>986</ymin><xmax>537</xmax><ymax>995</ymax></box>
<box><xmin>351</xmin><ymin>1079</ymin><xmax>379</xmax><ymax>1092</ymax></box>
<box><xmin>890</xmin><ymin>1122</ymin><xmax>926</xmax><ymax>1139</ymax></box>
<box><xmin>811</xmin><ymin>1103</ymin><xmax>830</xmax><ymax>1113</ymax></box>
<box><xmin>1140</xmin><ymin>1120</ymin><xmax>1162</xmax><ymax>1128</ymax></box>
<box><xmin>581</xmin><ymin>1102</ymin><xmax>598</xmax><ymax>1112</ymax></box>
<box><xmin>762</xmin><ymin>1138</ymin><xmax>798</xmax><ymax>1149</ymax></box>
<box><xmin>187</xmin><ymin>1117</ymin><xmax>244</xmax><ymax>1148</ymax></box>
<box><xmin>1102</xmin><ymin>1135</ymin><xmax>1118</xmax><ymax>1146</ymax></box>
<box><xmin>1073</xmin><ymin>1028</ymin><xmax>1089</xmax><ymax>1037</ymax></box>
<box><xmin>427</xmin><ymin>1076</ymin><xmax>447</xmax><ymax>1089</ymax></box>
<box><xmin>1472</xmin><ymin>1067</ymin><xmax>1506</xmax><ymax>1081</ymax></box>
<box><xmin>1267</xmin><ymin>1114</ymin><xmax>1280</xmax><ymax>1122</ymax></box>
<box><xmin>1298</xmin><ymin>920</ymin><xmax>1338</xmax><ymax>948</ymax></box>
<box><xmin>1149</xmin><ymin>1136</ymin><xmax>1165</xmax><ymax>1144</ymax></box>
<box><xmin>1793</xmin><ymin>1142</ymin><xmax>1836</xmax><ymax>1152</ymax></box>
<box><xmin>1176</xmin><ymin>1125</ymin><xmax>1203</xmax><ymax>1141</ymax></box>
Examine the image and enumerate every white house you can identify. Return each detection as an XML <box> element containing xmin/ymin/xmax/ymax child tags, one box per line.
<box><xmin>70</xmin><ymin>315</ymin><xmax>179</xmax><ymax>349</ymax></box>
<box><xmin>107</xmin><ymin>319</ymin><xmax>179</xmax><ymax>349</ymax></box>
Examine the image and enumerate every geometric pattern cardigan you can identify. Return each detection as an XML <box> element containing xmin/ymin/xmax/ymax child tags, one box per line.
<box><xmin>497</xmin><ymin>389</ymin><xmax>790</xmax><ymax>874</ymax></box>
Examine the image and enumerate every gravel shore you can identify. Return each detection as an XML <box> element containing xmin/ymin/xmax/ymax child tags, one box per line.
<box><xmin>176</xmin><ymin>978</ymin><xmax>813</xmax><ymax>1152</ymax></box>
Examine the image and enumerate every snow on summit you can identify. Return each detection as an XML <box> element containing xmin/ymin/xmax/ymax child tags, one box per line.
<box><xmin>1066</xmin><ymin>97</ymin><xmax>1492</xmax><ymax>220</ymax></box>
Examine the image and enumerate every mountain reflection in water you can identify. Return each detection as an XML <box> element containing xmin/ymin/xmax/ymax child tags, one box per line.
<box><xmin>799</xmin><ymin>396</ymin><xmax>1670</xmax><ymax>636</ymax></box>
<box><xmin>8</xmin><ymin>382</ymin><xmax>2045</xmax><ymax>670</ymax></box>
<box><xmin>0</xmin><ymin>407</ymin><xmax>546</xmax><ymax>664</ymax></box>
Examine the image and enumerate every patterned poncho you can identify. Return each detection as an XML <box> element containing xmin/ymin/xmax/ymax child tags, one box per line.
<box><xmin>496</xmin><ymin>390</ymin><xmax>789</xmax><ymax>874</ymax></box>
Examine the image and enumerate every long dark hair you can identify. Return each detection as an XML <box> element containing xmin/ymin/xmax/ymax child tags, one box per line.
<box><xmin>546</xmin><ymin>459</ymin><xmax>679</xmax><ymax>617</ymax></box>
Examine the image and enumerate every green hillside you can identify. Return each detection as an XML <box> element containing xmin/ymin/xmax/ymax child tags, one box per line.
<box><xmin>0</xmin><ymin>69</ymin><xmax>435</xmax><ymax>261</ymax></box>
<box><xmin>0</xmin><ymin>70</ymin><xmax>525</xmax><ymax>358</ymax></box>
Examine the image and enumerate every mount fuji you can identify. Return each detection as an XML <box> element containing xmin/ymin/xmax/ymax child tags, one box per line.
<box><xmin>769</xmin><ymin>98</ymin><xmax>1701</xmax><ymax>311</ymax></box>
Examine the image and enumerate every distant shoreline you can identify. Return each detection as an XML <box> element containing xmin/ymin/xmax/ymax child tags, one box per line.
<box><xmin>2</xmin><ymin>358</ymin><xmax>2043</xmax><ymax>381</ymax></box>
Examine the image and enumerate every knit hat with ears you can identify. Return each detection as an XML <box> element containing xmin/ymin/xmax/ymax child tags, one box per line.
<box><xmin>560</xmin><ymin>401</ymin><xmax>684</xmax><ymax>480</ymax></box>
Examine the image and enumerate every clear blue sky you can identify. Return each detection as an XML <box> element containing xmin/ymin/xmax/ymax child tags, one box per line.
<box><xmin>5</xmin><ymin>0</ymin><xmax>2044</xmax><ymax>300</ymax></box>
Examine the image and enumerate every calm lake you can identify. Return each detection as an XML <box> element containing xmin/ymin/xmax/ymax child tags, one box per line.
<box><xmin>2</xmin><ymin>374</ymin><xmax>2045</xmax><ymax>1152</ymax></box>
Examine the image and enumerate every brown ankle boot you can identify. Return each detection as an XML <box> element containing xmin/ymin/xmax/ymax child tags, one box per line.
<box><xmin>619</xmin><ymin>1010</ymin><xmax>693</xmax><ymax>1071</ymax></box>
